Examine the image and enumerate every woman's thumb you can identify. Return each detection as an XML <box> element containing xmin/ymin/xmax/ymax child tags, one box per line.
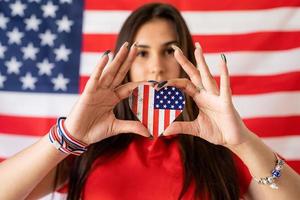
<box><xmin>112</xmin><ymin>119</ymin><xmax>151</xmax><ymax>138</ymax></box>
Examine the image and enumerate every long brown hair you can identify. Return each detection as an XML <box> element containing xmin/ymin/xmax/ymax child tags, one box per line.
<box><xmin>54</xmin><ymin>3</ymin><xmax>240</xmax><ymax>200</ymax></box>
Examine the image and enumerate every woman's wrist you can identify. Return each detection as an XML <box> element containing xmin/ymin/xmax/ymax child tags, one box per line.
<box><xmin>48</xmin><ymin>117</ymin><xmax>89</xmax><ymax>156</ymax></box>
<box><xmin>228</xmin><ymin>129</ymin><xmax>280</xmax><ymax>180</ymax></box>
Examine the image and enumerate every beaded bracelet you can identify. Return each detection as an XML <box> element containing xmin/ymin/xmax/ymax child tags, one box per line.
<box><xmin>253</xmin><ymin>153</ymin><xmax>285</xmax><ymax>189</ymax></box>
<box><xmin>48</xmin><ymin>117</ymin><xmax>88</xmax><ymax>156</ymax></box>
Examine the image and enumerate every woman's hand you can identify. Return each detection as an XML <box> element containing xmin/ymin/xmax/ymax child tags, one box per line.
<box><xmin>64</xmin><ymin>42</ymin><xmax>151</xmax><ymax>145</ymax></box>
<box><xmin>162</xmin><ymin>43</ymin><xmax>251</xmax><ymax>149</ymax></box>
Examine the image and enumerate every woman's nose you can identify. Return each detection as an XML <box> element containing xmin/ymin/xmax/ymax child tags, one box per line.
<box><xmin>149</xmin><ymin>55</ymin><xmax>165</xmax><ymax>74</ymax></box>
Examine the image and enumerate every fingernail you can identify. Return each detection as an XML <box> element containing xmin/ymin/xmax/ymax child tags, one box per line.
<box><xmin>131</xmin><ymin>41</ymin><xmax>138</xmax><ymax>49</ymax></box>
<box><xmin>149</xmin><ymin>135</ymin><xmax>154</xmax><ymax>140</ymax></box>
<box><xmin>148</xmin><ymin>80</ymin><xmax>158</xmax><ymax>87</ymax></box>
<box><xmin>171</xmin><ymin>44</ymin><xmax>182</xmax><ymax>54</ymax></box>
<box><xmin>221</xmin><ymin>54</ymin><xmax>227</xmax><ymax>64</ymax></box>
<box><xmin>195</xmin><ymin>42</ymin><xmax>201</xmax><ymax>50</ymax></box>
<box><xmin>147</xmin><ymin>80</ymin><xmax>158</xmax><ymax>86</ymax></box>
<box><xmin>147</xmin><ymin>80</ymin><xmax>158</xmax><ymax>83</ymax></box>
<box><xmin>157</xmin><ymin>80</ymin><xmax>168</xmax><ymax>89</ymax></box>
<box><xmin>123</xmin><ymin>41</ymin><xmax>129</xmax><ymax>49</ymax></box>
<box><xmin>101</xmin><ymin>50</ymin><xmax>111</xmax><ymax>57</ymax></box>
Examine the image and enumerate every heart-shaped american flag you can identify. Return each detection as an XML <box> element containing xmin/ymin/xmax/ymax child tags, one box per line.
<box><xmin>129</xmin><ymin>85</ymin><xmax>185</xmax><ymax>137</ymax></box>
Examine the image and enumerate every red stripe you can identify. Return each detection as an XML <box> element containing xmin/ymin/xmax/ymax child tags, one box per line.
<box><xmin>79</xmin><ymin>76</ymin><xmax>87</xmax><ymax>93</ymax></box>
<box><xmin>175</xmin><ymin>110</ymin><xmax>181</xmax><ymax>119</ymax></box>
<box><xmin>153</xmin><ymin>109</ymin><xmax>159</xmax><ymax>138</ymax></box>
<box><xmin>195</xmin><ymin>32</ymin><xmax>300</xmax><ymax>53</ymax></box>
<box><xmin>82</xmin><ymin>34</ymin><xmax>117</xmax><ymax>53</ymax></box>
<box><xmin>85</xmin><ymin>0</ymin><xmax>300</xmax><ymax>11</ymax></box>
<box><xmin>142</xmin><ymin>85</ymin><xmax>149</xmax><ymax>128</ymax></box>
<box><xmin>215</xmin><ymin>72</ymin><xmax>300</xmax><ymax>95</ymax></box>
<box><xmin>0</xmin><ymin>115</ymin><xmax>55</xmax><ymax>136</ymax></box>
<box><xmin>244</xmin><ymin>116</ymin><xmax>300</xmax><ymax>137</ymax></box>
<box><xmin>164</xmin><ymin>110</ymin><xmax>170</xmax><ymax>130</ymax></box>
<box><xmin>81</xmin><ymin>72</ymin><xmax>300</xmax><ymax>96</ymax></box>
<box><xmin>83</xmin><ymin>32</ymin><xmax>300</xmax><ymax>53</ymax></box>
<box><xmin>286</xmin><ymin>160</ymin><xmax>300</xmax><ymax>174</ymax></box>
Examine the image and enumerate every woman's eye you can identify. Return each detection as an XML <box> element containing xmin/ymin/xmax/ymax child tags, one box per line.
<box><xmin>165</xmin><ymin>48</ymin><xmax>174</xmax><ymax>55</ymax></box>
<box><xmin>137</xmin><ymin>51</ymin><xmax>148</xmax><ymax>57</ymax></box>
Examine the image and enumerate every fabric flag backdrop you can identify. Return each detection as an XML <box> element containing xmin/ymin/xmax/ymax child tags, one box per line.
<box><xmin>0</xmin><ymin>0</ymin><xmax>300</xmax><ymax>199</ymax></box>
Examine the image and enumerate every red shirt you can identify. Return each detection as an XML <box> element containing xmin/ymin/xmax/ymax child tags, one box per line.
<box><xmin>79</xmin><ymin>135</ymin><xmax>252</xmax><ymax>200</ymax></box>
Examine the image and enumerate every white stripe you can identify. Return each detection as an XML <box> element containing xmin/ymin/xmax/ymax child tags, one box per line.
<box><xmin>136</xmin><ymin>85</ymin><xmax>143</xmax><ymax>121</ymax></box>
<box><xmin>0</xmin><ymin>92</ymin><xmax>300</xmax><ymax>118</ymax></box>
<box><xmin>1</xmin><ymin>91</ymin><xmax>300</xmax><ymax>118</ymax></box>
<box><xmin>148</xmin><ymin>87</ymin><xmax>154</xmax><ymax>135</ymax></box>
<box><xmin>170</xmin><ymin>109</ymin><xmax>176</xmax><ymax>125</ymax></box>
<box><xmin>0</xmin><ymin>133</ymin><xmax>40</xmax><ymax>158</ymax></box>
<box><xmin>79</xmin><ymin>52</ymin><xmax>113</xmax><ymax>77</ymax></box>
<box><xmin>80</xmin><ymin>48</ymin><xmax>300</xmax><ymax>77</ymax></box>
<box><xmin>0</xmin><ymin>92</ymin><xmax>78</xmax><ymax>117</ymax></box>
<box><xmin>262</xmin><ymin>135</ymin><xmax>300</xmax><ymax>160</ymax></box>
<box><xmin>1</xmin><ymin>133</ymin><xmax>299</xmax><ymax>160</ymax></box>
<box><xmin>205</xmin><ymin>47</ymin><xmax>300</xmax><ymax>76</ymax></box>
<box><xmin>158</xmin><ymin>109</ymin><xmax>165</xmax><ymax>136</ymax></box>
<box><xmin>83</xmin><ymin>8</ymin><xmax>300</xmax><ymax>34</ymax></box>
<box><xmin>232</xmin><ymin>91</ymin><xmax>300</xmax><ymax>118</ymax></box>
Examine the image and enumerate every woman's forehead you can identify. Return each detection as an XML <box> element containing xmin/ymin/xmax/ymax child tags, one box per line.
<box><xmin>134</xmin><ymin>19</ymin><xmax>177</xmax><ymax>46</ymax></box>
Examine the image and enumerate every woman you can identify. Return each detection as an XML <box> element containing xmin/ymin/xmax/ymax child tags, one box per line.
<box><xmin>0</xmin><ymin>3</ymin><xmax>300</xmax><ymax>200</ymax></box>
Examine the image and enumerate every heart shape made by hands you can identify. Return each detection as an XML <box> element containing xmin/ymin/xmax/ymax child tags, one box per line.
<box><xmin>129</xmin><ymin>84</ymin><xmax>185</xmax><ymax>138</ymax></box>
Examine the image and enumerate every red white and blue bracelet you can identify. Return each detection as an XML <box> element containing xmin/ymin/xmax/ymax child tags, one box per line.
<box><xmin>48</xmin><ymin>117</ymin><xmax>88</xmax><ymax>156</ymax></box>
<box><xmin>253</xmin><ymin>153</ymin><xmax>285</xmax><ymax>189</ymax></box>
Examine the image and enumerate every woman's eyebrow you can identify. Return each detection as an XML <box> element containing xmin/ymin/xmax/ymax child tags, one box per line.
<box><xmin>136</xmin><ymin>44</ymin><xmax>149</xmax><ymax>48</ymax></box>
<box><xmin>136</xmin><ymin>40</ymin><xmax>179</xmax><ymax>48</ymax></box>
<box><xmin>163</xmin><ymin>40</ymin><xmax>178</xmax><ymax>46</ymax></box>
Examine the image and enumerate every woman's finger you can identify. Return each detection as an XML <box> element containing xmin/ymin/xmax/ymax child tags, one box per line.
<box><xmin>219</xmin><ymin>54</ymin><xmax>232</xmax><ymax>102</ymax></box>
<box><xmin>163</xmin><ymin>78</ymin><xmax>216</xmax><ymax>110</ymax></box>
<box><xmin>84</xmin><ymin>53</ymin><xmax>110</xmax><ymax>92</ymax></box>
<box><xmin>90</xmin><ymin>51</ymin><xmax>110</xmax><ymax>81</ymax></box>
<box><xmin>171</xmin><ymin>45</ymin><xmax>204</xmax><ymax>89</ymax></box>
<box><xmin>162</xmin><ymin>78</ymin><xmax>200</xmax><ymax>99</ymax></box>
<box><xmin>112</xmin><ymin>119</ymin><xmax>150</xmax><ymax>137</ymax></box>
<box><xmin>110</xmin><ymin>42</ymin><xmax>138</xmax><ymax>88</ymax></box>
<box><xmin>163</xmin><ymin>121</ymin><xmax>197</xmax><ymax>136</ymax></box>
<box><xmin>194</xmin><ymin>42</ymin><xmax>219</xmax><ymax>94</ymax></box>
<box><xmin>114</xmin><ymin>81</ymin><xmax>152</xmax><ymax>101</ymax></box>
<box><xmin>100</xmin><ymin>42</ymin><xmax>129</xmax><ymax>87</ymax></box>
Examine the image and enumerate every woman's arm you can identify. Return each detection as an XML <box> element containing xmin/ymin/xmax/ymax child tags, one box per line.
<box><xmin>164</xmin><ymin>43</ymin><xmax>300</xmax><ymax>199</ymax></box>
<box><xmin>231</xmin><ymin>130</ymin><xmax>300</xmax><ymax>200</ymax></box>
<box><xmin>0</xmin><ymin>42</ymin><xmax>150</xmax><ymax>200</ymax></box>
<box><xmin>0</xmin><ymin>134</ymin><xmax>68</xmax><ymax>200</ymax></box>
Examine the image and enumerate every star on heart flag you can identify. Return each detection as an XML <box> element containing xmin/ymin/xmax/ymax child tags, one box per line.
<box><xmin>129</xmin><ymin>85</ymin><xmax>185</xmax><ymax>137</ymax></box>
<box><xmin>0</xmin><ymin>1</ymin><xmax>300</xmax><ymax>199</ymax></box>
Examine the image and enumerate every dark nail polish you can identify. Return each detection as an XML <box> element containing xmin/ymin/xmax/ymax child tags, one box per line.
<box><xmin>148</xmin><ymin>80</ymin><xmax>158</xmax><ymax>87</ymax></box>
<box><xmin>157</xmin><ymin>80</ymin><xmax>168</xmax><ymax>89</ymax></box>
<box><xmin>149</xmin><ymin>135</ymin><xmax>154</xmax><ymax>140</ymax></box>
<box><xmin>221</xmin><ymin>54</ymin><xmax>227</xmax><ymax>64</ymax></box>
<box><xmin>148</xmin><ymin>80</ymin><xmax>158</xmax><ymax>83</ymax></box>
<box><xmin>102</xmin><ymin>50</ymin><xmax>111</xmax><ymax>57</ymax></box>
<box><xmin>133</xmin><ymin>41</ymin><xmax>138</xmax><ymax>47</ymax></box>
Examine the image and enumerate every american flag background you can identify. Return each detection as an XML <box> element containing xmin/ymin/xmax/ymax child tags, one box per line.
<box><xmin>0</xmin><ymin>0</ymin><xmax>300</xmax><ymax>199</ymax></box>
<box><xmin>129</xmin><ymin>85</ymin><xmax>185</xmax><ymax>137</ymax></box>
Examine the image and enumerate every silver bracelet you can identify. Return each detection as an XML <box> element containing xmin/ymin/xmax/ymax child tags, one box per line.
<box><xmin>253</xmin><ymin>153</ymin><xmax>285</xmax><ymax>189</ymax></box>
